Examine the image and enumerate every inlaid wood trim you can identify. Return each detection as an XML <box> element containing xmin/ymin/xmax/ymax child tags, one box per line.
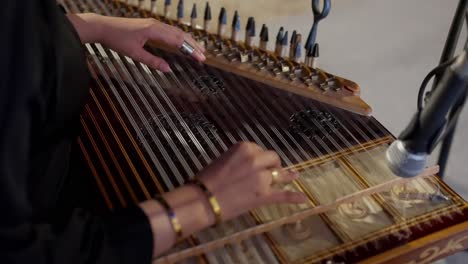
<box><xmin>359</xmin><ymin>221</ymin><xmax>468</xmax><ymax>264</ymax></box>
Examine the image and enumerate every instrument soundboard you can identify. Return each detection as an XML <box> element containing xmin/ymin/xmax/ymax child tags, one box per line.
<box><xmin>62</xmin><ymin>0</ymin><xmax>468</xmax><ymax>263</ymax></box>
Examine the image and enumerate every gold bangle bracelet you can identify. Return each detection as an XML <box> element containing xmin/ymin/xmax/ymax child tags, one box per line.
<box><xmin>191</xmin><ymin>178</ymin><xmax>222</xmax><ymax>226</ymax></box>
<box><xmin>154</xmin><ymin>195</ymin><xmax>182</xmax><ymax>239</ymax></box>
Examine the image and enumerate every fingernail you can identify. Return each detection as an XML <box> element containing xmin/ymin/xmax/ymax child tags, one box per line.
<box><xmin>163</xmin><ymin>64</ymin><xmax>172</xmax><ymax>72</ymax></box>
<box><xmin>289</xmin><ymin>170</ymin><xmax>300</xmax><ymax>179</ymax></box>
<box><xmin>199</xmin><ymin>52</ymin><xmax>206</xmax><ymax>61</ymax></box>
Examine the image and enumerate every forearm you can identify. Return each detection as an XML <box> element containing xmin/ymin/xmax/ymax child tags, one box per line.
<box><xmin>139</xmin><ymin>184</ymin><xmax>216</xmax><ymax>256</ymax></box>
<box><xmin>66</xmin><ymin>13</ymin><xmax>104</xmax><ymax>43</ymax></box>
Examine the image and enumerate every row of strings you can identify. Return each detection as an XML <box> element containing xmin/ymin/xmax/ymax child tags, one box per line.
<box><xmin>64</xmin><ymin>0</ymin><xmax>442</xmax><ymax>263</ymax></box>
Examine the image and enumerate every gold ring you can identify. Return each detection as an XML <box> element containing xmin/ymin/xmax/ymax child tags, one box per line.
<box><xmin>271</xmin><ymin>170</ymin><xmax>280</xmax><ymax>185</ymax></box>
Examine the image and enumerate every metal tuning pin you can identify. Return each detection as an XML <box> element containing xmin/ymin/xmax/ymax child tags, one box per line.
<box><xmin>305</xmin><ymin>44</ymin><xmax>313</xmax><ymax>67</ymax></box>
<box><xmin>294</xmin><ymin>40</ymin><xmax>302</xmax><ymax>63</ymax></box>
<box><xmin>204</xmin><ymin>2</ymin><xmax>212</xmax><ymax>32</ymax></box>
<box><xmin>281</xmin><ymin>31</ymin><xmax>288</xmax><ymax>57</ymax></box>
<box><xmin>259</xmin><ymin>24</ymin><xmax>266</xmax><ymax>40</ymax></box>
<box><xmin>245</xmin><ymin>17</ymin><xmax>255</xmax><ymax>48</ymax></box>
<box><xmin>176</xmin><ymin>0</ymin><xmax>184</xmax><ymax>23</ymax></box>
<box><xmin>289</xmin><ymin>30</ymin><xmax>297</xmax><ymax>59</ymax></box>
<box><xmin>249</xmin><ymin>18</ymin><xmax>256</xmax><ymax>47</ymax></box>
<box><xmin>190</xmin><ymin>3</ymin><xmax>197</xmax><ymax>28</ymax></box>
<box><xmin>311</xmin><ymin>43</ymin><xmax>319</xmax><ymax>69</ymax></box>
<box><xmin>295</xmin><ymin>33</ymin><xmax>302</xmax><ymax>60</ymax></box>
<box><xmin>151</xmin><ymin>0</ymin><xmax>157</xmax><ymax>14</ymax></box>
<box><xmin>231</xmin><ymin>11</ymin><xmax>240</xmax><ymax>41</ymax></box>
<box><xmin>274</xmin><ymin>27</ymin><xmax>284</xmax><ymax>56</ymax></box>
<box><xmin>218</xmin><ymin>7</ymin><xmax>227</xmax><ymax>36</ymax></box>
<box><xmin>245</xmin><ymin>17</ymin><xmax>253</xmax><ymax>44</ymax></box>
<box><xmin>164</xmin><ymin>0</ymin><xmax>171</xmax><ymax>17</ymax></box>
<box><xmin>259</xmin><ymin>24</ymin><xmax>269</xmax><ymax>50</ymax></box>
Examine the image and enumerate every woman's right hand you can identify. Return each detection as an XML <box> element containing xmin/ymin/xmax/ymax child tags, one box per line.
<box><xmin>141</xmin><ymin>142</ymin><xmax>308</xmax><ymax>257</ymax></box>
<box><xmin>197</xmin><ymin>142</ymin><xmax>308</xmax><ymax>221</ymax></box>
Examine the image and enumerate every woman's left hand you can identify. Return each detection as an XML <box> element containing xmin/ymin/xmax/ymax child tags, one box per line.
<box><xmin>68</xmin><ymin>13</ymin><xmax>206</xmax><ymax>72</ymax></box>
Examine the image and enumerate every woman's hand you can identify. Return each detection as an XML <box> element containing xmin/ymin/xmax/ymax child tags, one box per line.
<box><xmin>197</xmin><ymin>142</ymin><xmax>308</xmax><ymax>221</ymax></box>
<box><xmin>139</xmin><ymin>142</ymin><xmax>307</xmax><ymax>256</ymax></box>
<box><xmin>67</xmin><ymin>13</ymin><xmax>205</xmax><ymax>72</ymax></box>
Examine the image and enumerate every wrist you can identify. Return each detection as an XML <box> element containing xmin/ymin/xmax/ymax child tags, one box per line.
<box><xmin>190</xmin><ymin>179</ymin><xmax>222</xmax><ymax>226</ymax></box>
<box><xmin>139</xmin><ymin>185</ymin><xmax>216</xmax><ymax>257</ymax></box>
<box><xmin>67</xmin><ymin>13</ymin><xmax>105</xmax><ymax>43</ymax></box>
<box><xmin>165</xmin><ymin>185</ymin><xmax>217</xmax><ymax>229</ymax></box>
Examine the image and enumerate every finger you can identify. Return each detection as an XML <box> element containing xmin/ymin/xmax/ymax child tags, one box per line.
<box><xmin>271</xmin><ymin>169</ymin><xmax>299</xmax><ymax>184</ymax></box>
<box><xmin>185</xmin><ymin>33</ymin><xmax>206</xmax><ymax>53</ymax></box>
<box><xmin>268</xmin><ymin>190</ymin><xmax>308</xmax><ymax>204</ymax></box>
<box><xmin>180</xmin><ymin>36</ymin><xmax>206</xmax><ymax>62</ymax></box>
<box><xmin>148</xmin><ymin>24</ymin><xmax>206</xmax><ymax>61</ymax></box>
<box><xmin>249</xmin><ymin>150</ymin><xmax>282</xmax><ymax>171</ymax></box>
<box><xmin>133</xmin><ymin>48</ymin><xmax>171</xmax><ymax>72</ymax></box>
<box><xmin>256</xmin><ymin>170</ymin><xmax>276</xmax><ymax>195</ymax></box>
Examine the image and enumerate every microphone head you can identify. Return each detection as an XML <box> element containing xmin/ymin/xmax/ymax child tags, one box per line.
<box><xmin>386</xmin><ymin>140</ymin><xmax>428</xmax><ymax>178</ymax></box>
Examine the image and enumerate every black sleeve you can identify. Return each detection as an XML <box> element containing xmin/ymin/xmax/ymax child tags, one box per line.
<box><xmin>0</xmin><ymin>1</ymin><xmax>153</xmax><ymax>263</ymax></box>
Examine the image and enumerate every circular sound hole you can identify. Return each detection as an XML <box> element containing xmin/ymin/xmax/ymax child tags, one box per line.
<box><xmin>192</xmin><ymin>74</ymin><xmax>225</xmax><ymax>95</ymax></box>
<box><xmin>288</xmin><ymin>108</ymin><xmax>339</xmax><ymax>140</ymax></box>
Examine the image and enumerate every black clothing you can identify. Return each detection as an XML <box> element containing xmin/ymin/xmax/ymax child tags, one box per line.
<box><xmin>0</xmin><ymin>1</ymin><xmax>152</xmax><ymax>263</ymax></box>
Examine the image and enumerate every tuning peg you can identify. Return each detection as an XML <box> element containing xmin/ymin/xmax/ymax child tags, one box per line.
<box><xmin>259</xmin><ymin>24</ymin><xmax>269</xmax><ymax>50</ymax></box>
<box><xmin>281</xmin><ymin>31</ymin><xmax>288</xmax><ymax>57</ymax></box>
<box><xmin>204</xmin><ymin>2</ymin><xmax>212</xmax><ymax>31</ymax></box>
<box><xmin>294</xmin><ymin>40</ymin><xmax>302</xmax><ymax>63</ymax></box>
<box><xmin>231</xmin><ymin>11</ymin><xmax>240</xmax><ymax>41</ymax></box>
<box><xmin>311</xmin><ymin>43</ymin><xmax>319</xmax><ymax>69</ymax></box>
<box><xmin>218</xmin><ymin>7</ymin><xmax>227</xmax><ymax>36</ymax></box>
<box><xmin>177</xmin><ymin>0</ymin><xmax>184</xmax><ymax>23</ymax></box>
<box><xmin>245</xmin><ymin>17</ymin><xmax>255</xmax><ymax>47</ymax></box>
<box><xmin>289</xmin><ymin>30</ymin><xmax>297</xmax><ymax>59</ymax></box>
<box><xmin>164</xmin><ymin>0</ymin><xmax>171</xmax><ymax>17</ymax></box>
<box><xmin>150</xmin><ymin>0</ymin><xmax>157</xmax><ymax>14</ymax></box>
<box><xmin>190</xmin><ymin>3</ymin><xmax>197</xmax><ymax>27</ymax></box>
<box><xmin>275</xmin><ymin>27</ymin><xmax>284</xmax><ymax>55</ymax></box>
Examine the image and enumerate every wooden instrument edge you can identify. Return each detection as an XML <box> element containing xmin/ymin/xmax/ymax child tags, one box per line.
<box><xmin>359</xmin><ymin>220</ymin><xmax>468</xmax><ymax>264</ymax></box>
<box><xmin>201</xmin><ymin>54</ymin><xmax>373</xmax><ymax>116</ymax></box>
<box><xmin>153</xmin><ymin>166</ymin><xmax>439</xmax><ymax>264</ymax></box>
<box><xmin>147</xmin><ymin>40</ymin><xmax>373</xmax><ymax>116</ymax></box>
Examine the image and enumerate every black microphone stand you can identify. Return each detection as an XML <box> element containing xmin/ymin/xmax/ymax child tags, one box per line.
<box><xmin>429</xmin><ymin>0</ymin><xmax>468</xmax><ymax>178</ymax></box>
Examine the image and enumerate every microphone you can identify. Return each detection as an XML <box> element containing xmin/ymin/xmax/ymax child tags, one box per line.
<box><xmin>386</xmin><ymin>51</ymin><xmax>468</xmax><ymax>177</ymax></box>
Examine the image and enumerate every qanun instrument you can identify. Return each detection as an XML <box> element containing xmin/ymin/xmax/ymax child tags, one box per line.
<box><xmin>61</xmin><ymin>0</ymin><xmax>468</xmax><ymax>263</ymax></box>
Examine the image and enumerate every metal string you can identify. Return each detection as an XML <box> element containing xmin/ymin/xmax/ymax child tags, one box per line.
<box><xmin>165</xmin><ymin>54</ymin><xmax>354</xmax><ymax>240</ymax></box>
<box><xmin>151</xmin><ymin>62</ymin><xmax>280</xmax><ymax>263</ymax></box>
<box><xmin>67</xmin><ymin>0</ymin><xmax>167</xmax><ymax>197</ymax></box>
<box><xmin>75</xmin><ymin>1</ymin><xmax>278</xmax><ymax>260</ymax></box>
<box><xmin>71</xmin><ymin>0</ymin><xmax>430</xmax><ymax>260</ymax></box>
<box><xmin>83</xmin><ymin>104</ymin><xmax>140</xmax><ymax>203</ymax></box>
<box><xmin>120</xmin><ymin>56</ymin><xmax>272</xmax><ymax>263</ymax></box>
<box><xmin>166</xmin><ymin>55</ymin><xmax>296</xmax><ymax>165</ymax></box>
<box><xmin>126</xmin><ymin>58</ymin><xmax>222</xmax><ymax>161</ymax></box>
<box><xmin>111</xmin><ymin>51</ymin><xmax>204</xmax><ymax>172</ymax></box>
<box><xmin>131</xmin><ymin>49</ymin><xmax>292</xmax><ymax>262</ymax></box>
<box><xmin>92</xmin><ymin>43</ymin><xmax>184</xmax><ymax>189</ymax></box>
